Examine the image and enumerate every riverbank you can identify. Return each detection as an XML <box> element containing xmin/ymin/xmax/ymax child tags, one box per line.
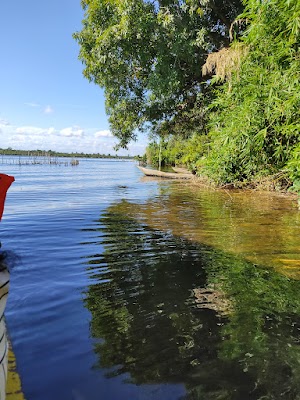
<box><xmin>139</xmin><ymin>165</ymin><xmax>299</xmax><ymax>208</ymax></box>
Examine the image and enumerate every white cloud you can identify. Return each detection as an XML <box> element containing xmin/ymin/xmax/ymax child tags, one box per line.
<box><xmin>94</xmin><ymin>130</ymin><xmax>113</xmax><ymax>138</ymax></box>
<box><xmin>25</xmin><ymin>102</ymin><xmax>40</xmax><ymax>108</ymax></box>
<box><xmin>60</xmin><ymin>126</ymin><xmax>84</xmax><ymax>138</ymax></box>
<box><xmin>0</xmin><ymin>120</ymin><xmax>146</xmax><ymax>156</ymax></box>
<box><xmin>25</xmin><ymin>103</ymin><xmax>54</xmax><ymax>114</ymax></box>
<box><xmin>16</xmin><ymin>126</ymin><xmax>44</xmax><ymax>135</ymax></box>
<box><xmin>47</xmin><ymin>127</ymin><xmax>56</xmax><ymax>135</ymax></box>
<box><xmin>0</xmin><ymin>118</ymin><xmax>10</xmax><ymax>126</ymax></box>
<box><xmin>16</xmin><ymin>126</ymin><xmax>56</xmax><ymax>136</ymax></box>
<box><xmin>44</xmin><ymin>105</ymin><xmax>54</xmax><ymax>114</ymax></box>
<box><xmin>10</xmin><ymin>134</ymin><xmax>27</xmax><ymax>143</ymax></box>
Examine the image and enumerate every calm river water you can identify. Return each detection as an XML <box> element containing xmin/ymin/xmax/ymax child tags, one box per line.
<box><xmin>1</xmin><ymin>157</ymin><xmax>300</xmax><ymax>400</ymax></box>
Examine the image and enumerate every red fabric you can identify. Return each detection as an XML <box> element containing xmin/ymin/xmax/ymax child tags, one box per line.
<box><xmin>0</xmin><ymin>174</ymin><xmax>15</xmax><ymax>221</ymax></box>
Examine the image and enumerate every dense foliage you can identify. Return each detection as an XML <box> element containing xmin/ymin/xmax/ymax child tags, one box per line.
<box><xmin>203</xmin><ymin>0</ymin><xmax>300</xmax><ymax>187</ymax></box>
<box><xmin>75</xmin><ymin>0</ymin><xmax>300</xmax><ymax>190</ymax></box>
<box><xmin>74</xmin><ymin>0</ymin><xmax>242</xmax><ymax>147</ymax></box>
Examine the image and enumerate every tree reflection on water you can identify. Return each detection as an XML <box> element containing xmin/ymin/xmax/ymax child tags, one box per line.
<box><xmin>83</xmin><ymin>202</ymin><xmax>300</xmax><ymax>399</ymax></box>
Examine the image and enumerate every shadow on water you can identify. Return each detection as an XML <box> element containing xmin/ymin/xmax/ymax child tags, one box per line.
<box><xmin>82</xmin><ymin>200</ymin><xmax>300</xmax><ymax>400</ymax></box>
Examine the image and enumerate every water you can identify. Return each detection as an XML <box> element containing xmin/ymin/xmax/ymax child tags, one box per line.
<box><xmin>1</xmin><ymin>157</ymin><xmax>300</xmax><ymax>400</ymax></box>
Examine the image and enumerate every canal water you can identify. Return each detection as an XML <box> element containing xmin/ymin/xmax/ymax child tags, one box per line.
<box><xmin>1</xmin><ymin>157</ymin><xmax>300</xmax><ymax>400</ymax></box>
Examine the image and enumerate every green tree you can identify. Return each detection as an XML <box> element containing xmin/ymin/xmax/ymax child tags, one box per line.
<box><xmin>204</xmin><ymin>0</ymin><xmax>300</xmax><ymax>186</ymax></box>
<box><xmin>74</xmin><ymin>0</ymin><xmax>243</xmax><ymax>148</ymax></box>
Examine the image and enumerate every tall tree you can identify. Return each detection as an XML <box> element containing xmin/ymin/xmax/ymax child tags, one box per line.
<box><xmin>74</xmin><ymin>0</ymin><xmax>243</xmax><ymax>148</ymax></box>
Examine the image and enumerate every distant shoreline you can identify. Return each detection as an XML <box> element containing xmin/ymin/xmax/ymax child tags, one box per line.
<box><xmin>0</xmin><ymin>148</ymin><xmax>136</xmax><ymax>160</ymax></box>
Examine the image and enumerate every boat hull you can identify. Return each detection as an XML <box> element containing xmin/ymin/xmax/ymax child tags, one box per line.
<box><xmin>137</xmin><ymin>166</ymin><xmax>193</xmax><ymax>180</ymax></box>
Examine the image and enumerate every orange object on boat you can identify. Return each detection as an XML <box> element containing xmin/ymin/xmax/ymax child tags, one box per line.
<box><xmin>0</xmin><ymin>174</ymin><xmax>15</xmax><ymax>221</ymax></box>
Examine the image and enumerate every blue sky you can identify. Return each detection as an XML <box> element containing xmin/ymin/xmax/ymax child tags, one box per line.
<box><xmin>0</xmin><ymin>0</ymin><xmax>147</xmax><ymax>156</ymax></box>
